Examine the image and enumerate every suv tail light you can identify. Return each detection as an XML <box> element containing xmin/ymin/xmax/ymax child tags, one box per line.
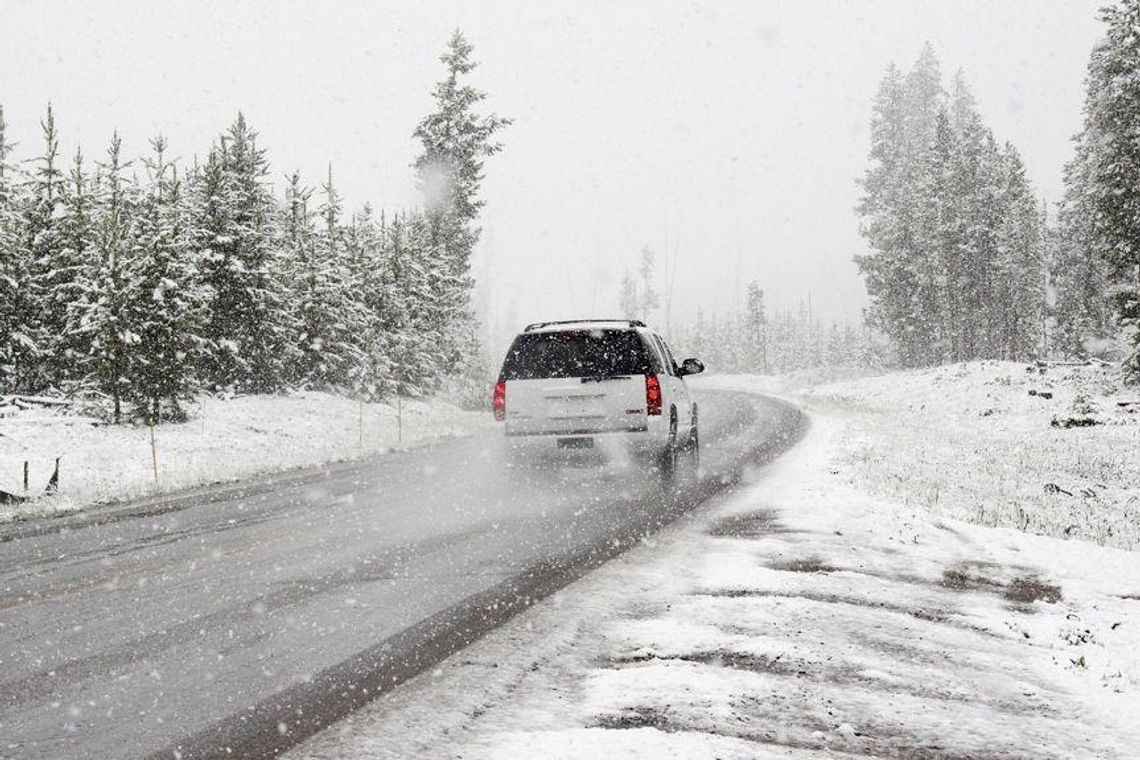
<box><xmin>645</xmin><ymin>374</ymin><xmax>662</xmax><ymax>416</ymax></box>
<box><xmin>492</xmin><ymin>379</ymin><xmax>507</xmax><ymax>421</ymax></box>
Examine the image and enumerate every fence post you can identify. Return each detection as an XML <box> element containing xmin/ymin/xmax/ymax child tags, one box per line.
<box><xmin>23</xmin><ymin>461</ymin><xmax>28</xmax><ymax>492</ymax></box>
<box><xmin>149</xmin><ymin>417</ymin><xmax>160</xmax><ymax>490</ymax></box>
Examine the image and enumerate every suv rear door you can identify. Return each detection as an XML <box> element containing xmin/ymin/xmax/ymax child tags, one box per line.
<box><xmin>499</xmin><ymin>329</ymin><xmax>657</xmax><ymax>436</ymax></box>
<box><xmin>649</xmin><ymin>332</ymin><xmax>693</xmax><ymax>433</ymax></box>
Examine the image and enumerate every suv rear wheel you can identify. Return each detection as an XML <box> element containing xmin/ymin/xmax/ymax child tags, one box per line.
<box><xmin>659</xmin><ymin>409</ymin><xmax>680</xmax><ymax>483</ymax></box>
<box><xmin>686</xmin><ymin>406</ymin><xmax>700</xmax><ymax>474</ymax></box>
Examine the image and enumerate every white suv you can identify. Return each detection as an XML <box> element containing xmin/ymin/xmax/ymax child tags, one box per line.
<box><xmin>492</xmin><ymin>320</ymin><xmax>704</xmax><ymax>477</ymax></box>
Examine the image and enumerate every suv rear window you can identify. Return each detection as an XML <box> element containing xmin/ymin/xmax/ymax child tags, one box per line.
<box><xmin>500</xmin><ymin>330</ymin><xmax>654</xmax><ymax>380</ymax></box>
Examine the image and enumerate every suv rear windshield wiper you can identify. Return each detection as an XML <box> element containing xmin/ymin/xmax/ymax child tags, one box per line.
<box><xmin>580</xmin><ymin>375</ymin><xmax>630</xmax><ymax>383</ymax></box>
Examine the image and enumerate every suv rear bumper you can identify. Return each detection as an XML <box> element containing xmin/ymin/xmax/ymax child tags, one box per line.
<box><xmin>505</xmin><ymin>423</ymin><xmax>648</xmax><ymax>437</ymax></box>
<box><xmin>502</xmin><ymin>417</ymin><xmax>671</xmax><ymax>460</ymax></box>
<box><xmin>504</xmin><ymin>411</ymin><xmax>666</xmax><ymax>439</ymax></box>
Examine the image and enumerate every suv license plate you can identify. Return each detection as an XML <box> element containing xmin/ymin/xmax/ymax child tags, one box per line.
<box><xmin>557</xmin><ymin>437</ymin><xmax>594</xmax><ymax>449</ymax></box>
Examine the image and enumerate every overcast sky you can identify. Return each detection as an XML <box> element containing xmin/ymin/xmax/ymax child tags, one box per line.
<box><xmin>2</xmin><ymin>0</ymin><xmax>1105</xmax><ymax>351</ymax></box>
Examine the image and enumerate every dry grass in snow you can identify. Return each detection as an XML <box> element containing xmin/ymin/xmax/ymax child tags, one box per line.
<box><xmin>792</xmin><ymin>361</ymin><xmax>1140</xmax><ymax>550</ymax></box>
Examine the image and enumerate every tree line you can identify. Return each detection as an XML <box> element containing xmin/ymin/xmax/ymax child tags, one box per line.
<box><xmin>856</xmin><ymin>44</ymin><xmax>1048</xmax><ymax>370</ymax></box>
<box><xmin>0</xmin><ymin>31</ymin><xmax>508</xmax><ymax>421</ymax></box>
<box><xmin>858</xmin><ymin>2</ymin><xmax>1140</xmax><ymax>384</ymax></box>
<box><xmin>615</xmin><ymin>245</ymin><xmax>878</xmax><ymax>374</ymax></box>
<box><xmin>674</xmin><ymin>283</ymin><xmax>881</xmax><ymax>376</ymax></box>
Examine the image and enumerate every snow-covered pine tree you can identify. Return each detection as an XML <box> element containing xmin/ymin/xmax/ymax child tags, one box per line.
<box><xmin>949</xmin><ymin>77</ymin><xmax>1006</xmax><ymax>362</ymax></box>
<box><xmin>1052</xmin><ymin>135</ymin><xmax>1113</xmax><ymax>357</ymax></box>
<box><xmin>280</xmin><ymin>170</ymin><xmax>314</xmax><ymax>387</ymax></box>
<box><xmin>856</xmin><ymin>61</ymin><xmax>932</xmax><ymax>367</ymax></box>
<box><xmin>343</xmin><ymin>205</ymin><xmax>393</xmax><ymax>401</ymax></box>
<box><xmin>409</xmin><ymin>208</ymin><xmax>455</xmax><ymax>393</ymax></box>
<box><xmin>858</xmin><ymin>48</ymin><xmax>1048</xmax><ymax>368</ymax></box>
<box><xmin>902</xmin><ymin>48</ymin><xmax>949</xmax><ymax>365</ymax></box>
<box><xmin>56</xmin><ymin>147</ymin><xmax>98</xmax><ymax>385</ymax></box>
<box><xmin>744</xmin><ymin>281</ymin><xmax>768</xmax><ymax>373</ymax></box>
<box><xmin>192</xmin><ymin>145</ymin><xmax>229</xmax><ymax>386</ymax></box>
<box><xmin>18</xmin><ymin>105</ymin><xmax>68</xmax><ymax>392</ymax></box>
<box><xmin>79</xmin><ymin>134</ymin><xmax>138</xmax><ymax>422</ymax></box>
<box><xmin>413</xmin><ymin>30</ymin><xmax>510</xmax><ymax>378</ymax></box>
<box><xmin>903</xmin><ymin>43</ymin><xmax>945</xmax><ymax>151</ymax></box>
<box><xmin>381</xmin><ymin>211</ymin><xmax>441</xmax><ymax>397</ymax></box>
<box><xmin>0</xmin><ymin>105</ymin><xmax>21</xmax><ymax>391</ymax></box>
<box><xmin>127</xmin><ymin>136</ymin><xmax>206</xmax><ymax>421</ymax></box>
<box><xmin>425</xmin><ymin>217</ymin><xmax>486</xmax><ymax>406</ymax></box>
<box><xmin>197</xmin><ymin>114</ymin><xmax>293</xmax><ymax>393</ymax></box>
<box><xmin>288</xmin><ymin>166</ymin><xmax>361</xmax><ymax>389</ymax></box>
<box><xmin>1069</xmin><ymin>0</ymin><xmax>1140</xmax><ymax>380</ymax></box>
<box><xmin>993</xmin><ymin>144</ymin><xmax>1046</xmax><ymax>360</ymax></box>
<box><xmin>911</xmin><ymin>105</ymin><xmax>954</xmax><ymax>365</ymax></box>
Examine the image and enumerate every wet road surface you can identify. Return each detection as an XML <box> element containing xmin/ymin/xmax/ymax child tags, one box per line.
<box><xmin>0</xmin><ymin>389</ymin><xmax>805</xmax><ymax>759</ymax></box>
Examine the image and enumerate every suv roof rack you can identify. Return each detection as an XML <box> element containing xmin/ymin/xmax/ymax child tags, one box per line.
<box><xmin>524</xmin><ymin>319</ymin><xmax>646</xmax><ymax>332</ymax></box>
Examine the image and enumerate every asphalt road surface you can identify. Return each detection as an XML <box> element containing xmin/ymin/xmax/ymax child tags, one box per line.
<box><xmin>0</xmin><ymin>389</ymin><xmax>805</xmax><ymax>760</ymax></box>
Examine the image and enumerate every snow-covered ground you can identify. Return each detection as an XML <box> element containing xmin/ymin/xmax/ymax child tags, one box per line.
<box><xmin>288</xmin><ymin>366</ymin><xmax>1140</xmax><ymax>759</ymax></box>
<box><xmin>0</xmin><ymin>392</ymin><xmax>491</xmax><ymax>521</ymax></box>
<box><xmin>811</xmin><ymin>361</ymin><xmax>1139</xmax><ymax>550</ymax></box>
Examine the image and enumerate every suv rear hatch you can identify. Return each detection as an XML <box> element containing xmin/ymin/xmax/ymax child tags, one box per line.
<box><xmin>499</xmin><ymin>329</ymin><xmax>654</xmax><ymax>437</ymax></box>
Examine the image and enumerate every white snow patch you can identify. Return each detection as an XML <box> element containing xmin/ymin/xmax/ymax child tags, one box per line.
<box><xmin>0</xmin><ymin>391</ymin><xmax>491</xmax><ymax>520</ymax></box>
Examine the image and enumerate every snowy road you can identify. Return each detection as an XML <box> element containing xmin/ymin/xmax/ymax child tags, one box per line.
<box><xmin>0</xmin><ymin>389</ymin><xmax>805</xmax><ymax>760</ymax></box>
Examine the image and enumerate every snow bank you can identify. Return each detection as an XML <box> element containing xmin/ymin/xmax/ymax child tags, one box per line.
<box><xmin>0</xmin><ymin>391</ymin><xmax>491</xmax><ymax>520</ymax></box>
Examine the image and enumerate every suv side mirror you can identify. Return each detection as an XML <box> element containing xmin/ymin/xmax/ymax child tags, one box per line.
<box><xmin>678</xmin><ymin>358</ymin><xmax>704</xmax><ymax>377</ymax></box>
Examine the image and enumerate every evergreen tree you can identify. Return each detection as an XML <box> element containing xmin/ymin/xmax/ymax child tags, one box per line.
<box><xmin>197</xmin><ymin>114</ymin><xmax>293</xmax><ymax>392</ymax></box>
<box><xmin>994</xmin><ymin>144</ymin><xmax>1046</xmax><ymax>360</ymax></box>
<box><xmin>856</xmin><ymin>62</ymin><xmax>928</xmax><ymax>367</ymax></box>
<box><xmin>382</xmin><ymin>212</ymin><xmax>441</xmax><ymax>397</ymax></box>
<box><xmin>949</xmin><ymin>77</ymin><xmax>1006</xmax><ymax>361</ymax></box>
<box><xmin>1053</xmin><ymin>135</ymin><xmax>1113</xmax><ymax>357</ymax></box>
<box><xmin>1068</xmin><ymin>0</ymin><xmax>1140</xmax><ymax>379</ymax></box>
<box><xmin>127</xmin><ymin>136</ymin><xmax>205</xmax><ymax>420</ymax></box>
<box><xmin>280</xmin><ymin>169</ymin><xmax>314</xmax><ymax>386</ymax></box>
<box><xmin>344</xmin><ymin>206</ymin><xmax>393</xmax><ymax>400</ymax></box>
<box><xmin>904</xmin><ymin>43</ymin><xmax>945</xmax><ymax>150</ymax></box>
<box><xmin>857</xmin><ymin>48</ymin><xmax>1047</xmax><ymax>368</ymax></box>
<box><xmin>0</xmin><ymin>105</ymin><xmax>21</xmax><ymax>390</ymax></box>
<box><xmin>290</xmin><ymin>167</ymin><xmax>360</xmax><ymax>389</ymax></box>
<box><xmin>412</xmin><ymin>30</ymin><xmax>510</xmax><ymax>377</ymax></box>
<box><xmin>18</xmin><ymin>105</ymin><xmax>67</xmax><ymax>391</ymax></box>
<box><xmin>57</xmin><ymin>148</ymin><xmax>97</xmax><ymax>383</ymax></box>
<box><xmin>744</xmin><ymin>281</ymin><xmax>768</xmax><ymax>372</ymax></box>
<box><xmin>79</xmin><ymin>134</ymin><xmax>137</xmax><ymax>422</ymax></box>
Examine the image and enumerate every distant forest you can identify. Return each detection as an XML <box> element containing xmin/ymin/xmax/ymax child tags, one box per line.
<box><xmin>615</xmin><ymin>248</ymin><xmax>877</xmax><ymax>375</ymax></box>
<box><xmin>0</xmin><ymin>32</ymin><xmax>508</xmax><ymax>421</ymax></box>
<box><xmin>857</xmin><ymin>2</ymin><xmax>1140</xmax><ymax>382</ymax></box>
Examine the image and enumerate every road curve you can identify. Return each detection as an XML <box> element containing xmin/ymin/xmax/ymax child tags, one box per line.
<box><xmin>0</xmin><ymin>389</ymin><xmax>806</xmax><ymax>760</ymax></box>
